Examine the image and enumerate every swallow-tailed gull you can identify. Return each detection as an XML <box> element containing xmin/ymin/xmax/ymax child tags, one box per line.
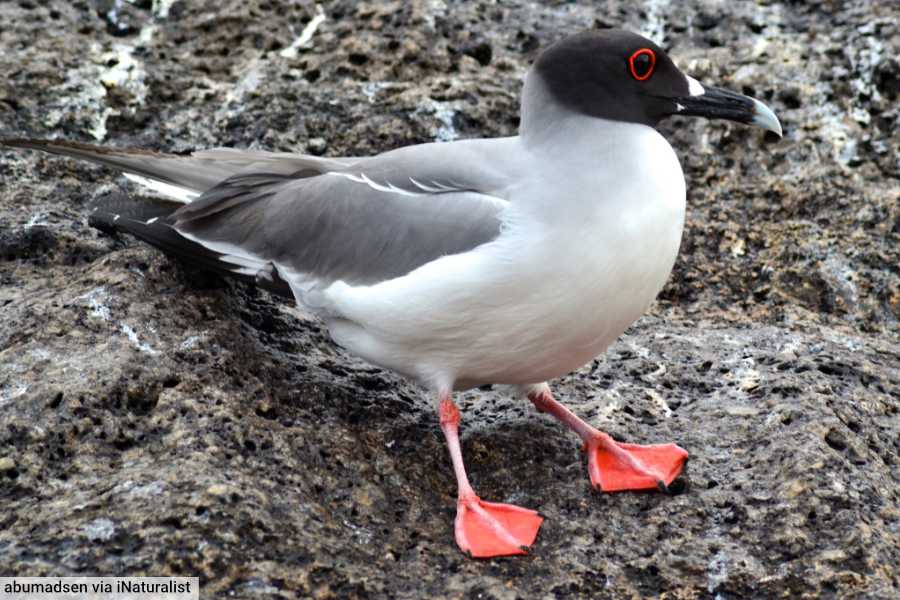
<box><xmin>3</xmin><ymin>29</ymin><xmax>781</xmax><ymax>558</ymax></box>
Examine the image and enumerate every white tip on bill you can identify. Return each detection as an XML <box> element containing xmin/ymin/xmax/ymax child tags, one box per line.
<box><xmin>750</xmin><ymin>97</ymin><xmax>783</xmax><ymax>137</ymax></box>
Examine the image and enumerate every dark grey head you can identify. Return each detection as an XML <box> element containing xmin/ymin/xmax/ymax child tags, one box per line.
<box><xmin>533</xmin><ymin>30</ymin><xmax>781</xmax><ymax>135</ymax></box>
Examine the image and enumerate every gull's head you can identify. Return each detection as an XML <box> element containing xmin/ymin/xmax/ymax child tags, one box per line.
<box><xmin>530</xmin><ymin>29</ymin><xmax>782</xmax><ymax>137</ymax></box>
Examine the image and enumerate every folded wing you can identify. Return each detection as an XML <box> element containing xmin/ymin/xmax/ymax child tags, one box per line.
<box><xmin>4</xmin><ymin>138</ymin><xmax>510</xmax><ymax>301</ymax></box>
<box><xmin>170</xmin><ymin>162</ymin><xmax>508</xmax><ymax>292</ymax></box>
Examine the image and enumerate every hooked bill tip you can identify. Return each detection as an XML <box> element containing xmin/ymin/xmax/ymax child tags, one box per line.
<box><xmin>750</xmin><ymin>97</ymin><xmax>783</xmax><ymax>137</ymax></box>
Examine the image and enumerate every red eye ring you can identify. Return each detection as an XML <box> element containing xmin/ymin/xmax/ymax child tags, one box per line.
<box><xmin>628</xmin><ymin>48</ymin><xmax>656</xmax><ymax>81</ymax></box>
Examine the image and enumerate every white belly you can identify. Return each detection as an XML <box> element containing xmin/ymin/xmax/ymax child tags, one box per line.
<box><xmin>501</xmin><ymin>201</ymin><xmax>686</xmax><ymax>384</ymax></box>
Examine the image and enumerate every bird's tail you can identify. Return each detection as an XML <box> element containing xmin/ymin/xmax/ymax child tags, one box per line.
<box><xmin>2</xmin><ymin>138</ymin><xmax>232</xmax><ymax>202</ymax></box>
<box><xmin>3</xmin><ymin>138</ymin><xmax>301</xmax><ymax>297</ymax></box>
<box><xmin>2</xmin><ymin>138</ymin><xmax>354</xmax><ymax>202</ymax></box>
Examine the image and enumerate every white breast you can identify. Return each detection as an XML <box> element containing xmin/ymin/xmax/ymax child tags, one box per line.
<box><xmin>474</xmin><ymin>121</ymin><xmax>687</xmax><ymax>384</ymax></box>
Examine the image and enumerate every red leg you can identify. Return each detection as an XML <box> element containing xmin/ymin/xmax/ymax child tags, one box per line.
<box><xmin>439</xmin><ymin>394</ymin><xmax>543</xmax><ymax>558</ymax></box>
<box><xmin>529</xmin><ymin>387</ymin><xmax>687</xmax><ymax>492</ymax></box>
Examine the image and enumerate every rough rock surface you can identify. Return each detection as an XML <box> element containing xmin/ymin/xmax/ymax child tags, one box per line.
<box><xmin>1</xmin><ymin>1</ymin><xmax>898</xmax><ymax>598</ymax></box>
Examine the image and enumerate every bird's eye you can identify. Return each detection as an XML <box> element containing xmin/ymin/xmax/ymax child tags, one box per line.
<box><xmin>628</xmin><ymin>48</ymin><xmax>656</xmax><ymax>81</ymax></box>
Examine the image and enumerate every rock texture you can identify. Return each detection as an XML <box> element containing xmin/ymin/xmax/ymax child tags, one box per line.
<box><xmin>1</xmin><ymin>1</ymin><xmax>898</xmax><ymax>598</ymax></box>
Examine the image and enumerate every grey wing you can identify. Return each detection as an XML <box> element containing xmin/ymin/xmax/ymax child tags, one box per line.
<box><xmin>170</xmin><ymin>164</ymin><xmax>508</xmax><ymax>288</ymax></box>
<box><xmin>6</xmin><ymin>136</ymin><xmax>515</xmax><ymax>295</ymax></box>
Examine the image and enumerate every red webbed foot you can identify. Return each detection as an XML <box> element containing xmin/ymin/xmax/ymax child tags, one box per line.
<box><xmin>586</xmin><ymin>434</ymin><xmax>688</xmax><ymax>492</ymax></box>
<box><xmin>454</xmin><ymin>494</ymin><xmax>543</xmax><ymax>558</ymax></box>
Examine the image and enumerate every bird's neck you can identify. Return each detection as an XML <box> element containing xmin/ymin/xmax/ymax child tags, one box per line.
<box><xmin>519</xmin><ymin>71</ymin><xmax>638</xmax><ymax>151</ymax></box>
<box><xmin>511</xmin><ymin>78</ymin><xmax>686</xmax><ymax>227</ymax></box>
<box><xmin>519</xmin><ymin>70</ymin><xmax>574</xmax><ymax>144</ymax></box>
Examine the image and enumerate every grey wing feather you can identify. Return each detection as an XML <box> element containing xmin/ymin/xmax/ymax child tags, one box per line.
<box><xmin>169</xmin><ymin>139</ymin><xmax>516</xmax><ymax>287</ymax></box>
<box><xmin>173</xmin><ymin>166</ymin><xmax>507</xmax><ymax>286</ymax></box>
